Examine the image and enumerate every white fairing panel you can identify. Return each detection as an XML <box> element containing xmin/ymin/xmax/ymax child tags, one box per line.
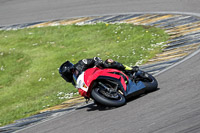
<box><xmin>76</xmin><ymin>72</ymin><xmax>88</xmax><ymax>92</ymax></box>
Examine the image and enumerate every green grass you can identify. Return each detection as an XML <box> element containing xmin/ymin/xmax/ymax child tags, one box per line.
<box><xmin>0</xmin><ymin>23</ymin><xmax>169</xmax><ymax>126</ymax></box>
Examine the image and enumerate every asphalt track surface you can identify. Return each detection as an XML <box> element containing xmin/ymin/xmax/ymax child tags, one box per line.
<box><xmin>1</xmin><ymin>0</ymin><xmax>200</xmax><ymax>133</ymax></box>
<box><xmin>17</xmin><ymin>51</ymin><xmax>200</xmax><ymax>133</ymax></box>
<box><xmin>0</xmin><ymin>0</ymin><xmax>200</xmax><ymax>26</ymax></box>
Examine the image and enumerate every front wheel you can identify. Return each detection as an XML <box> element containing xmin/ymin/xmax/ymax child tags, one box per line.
<box><xmin>91</xmin><ymin>88</ymin><xmax>126</xmax><ymax>107</ymax></box>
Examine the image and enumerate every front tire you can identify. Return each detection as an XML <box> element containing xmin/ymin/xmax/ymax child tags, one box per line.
<box><xmin>91</xmin><ymin>88</ymin><xmax>126</xmax><ymax>107</ymax></box>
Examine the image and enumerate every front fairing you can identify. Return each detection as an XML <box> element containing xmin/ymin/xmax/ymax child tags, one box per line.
<box><xmin>76</xmin><ymin>72</ymin><xmax>88</xmax><ymax>91</ymax></box>
<box><xmin>84</xmin><ymin>68</ymin><xmax>128</xmax><ymax>91</ymax></box>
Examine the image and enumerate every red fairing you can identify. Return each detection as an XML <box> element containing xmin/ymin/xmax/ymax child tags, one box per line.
<box><xmin>84</xmin><ymin>67</ymin><xmax>128</xmax><ymax>92</ymax></box>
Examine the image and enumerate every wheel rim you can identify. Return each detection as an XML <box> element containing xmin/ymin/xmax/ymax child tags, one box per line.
<box><xmin>97</xmin><ymin>88</ymin><xmax>121</xmax><ymax>100</ymax></box>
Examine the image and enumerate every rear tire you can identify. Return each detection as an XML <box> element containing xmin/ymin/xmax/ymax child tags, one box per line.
<box><xmin>91</xmin><ymin>88</ymin><xmax>126</xmax><ymax>107</ymax></box>
<box><xmin>142</xmin><ymin>73</ymin><xmax>158</xmax><ymax>92</ymax></box>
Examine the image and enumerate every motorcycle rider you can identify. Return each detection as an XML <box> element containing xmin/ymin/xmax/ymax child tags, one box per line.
<box><xmin>59</xmin><ymin>57</ymin><xmax>139</xmax><ymax>86</ymax></box>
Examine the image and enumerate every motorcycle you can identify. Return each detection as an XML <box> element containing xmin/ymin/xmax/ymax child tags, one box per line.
<box><xmin>60</xmin><ymin>66</ymin><xmax>158</xmax><ymax>107</ymax></box>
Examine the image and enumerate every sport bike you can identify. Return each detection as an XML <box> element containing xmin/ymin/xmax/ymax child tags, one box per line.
<box><xmin>71</xmin><ymin>67</ymin><xmax>158</xmax><ymax>107</ymax></box>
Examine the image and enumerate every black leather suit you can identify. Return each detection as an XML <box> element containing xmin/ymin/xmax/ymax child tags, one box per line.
<box><xmin>74</xmin><ymin>57</ymin><xmax>126</xmax><ymax>74</ymax></box>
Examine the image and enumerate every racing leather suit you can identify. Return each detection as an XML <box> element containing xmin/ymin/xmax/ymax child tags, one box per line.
<box><xmin>74</xmin><ymin>57</ymin><xmax>127</xmax><ymax>74</ymax></box>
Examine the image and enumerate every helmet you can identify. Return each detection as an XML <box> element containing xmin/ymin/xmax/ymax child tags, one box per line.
<box><xmin>59</xmin><ymin>61</ymin><xmax>74</xmax><ymax>82</ymax></box>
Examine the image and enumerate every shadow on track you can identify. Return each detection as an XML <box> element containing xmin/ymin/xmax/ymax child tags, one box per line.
<box><xmin>76</xmin><ymin>88</ymin><xmax>160</xmax><ymax>112</ymax></box>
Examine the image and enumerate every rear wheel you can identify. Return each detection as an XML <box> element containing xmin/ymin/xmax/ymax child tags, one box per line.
<box><xmin>142</xmin><ymin>73</ymin><xmax>158</xmax><ymax>92</ymax></box>
<box><xmin>91</xmin><ymin>87</ymin><xmax>126</xmax><ymax>107</ymax></box>
<box><xmin>135</xmin><ymin>71</ymin><xmax>158</xmax><ymax>92</ymax></box>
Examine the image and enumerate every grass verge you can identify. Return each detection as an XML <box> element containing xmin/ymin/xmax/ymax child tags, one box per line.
<box><xmin>0</xmin><ymin>23</ymin><xmax>169</xmax><ymax>126</ymax></box>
